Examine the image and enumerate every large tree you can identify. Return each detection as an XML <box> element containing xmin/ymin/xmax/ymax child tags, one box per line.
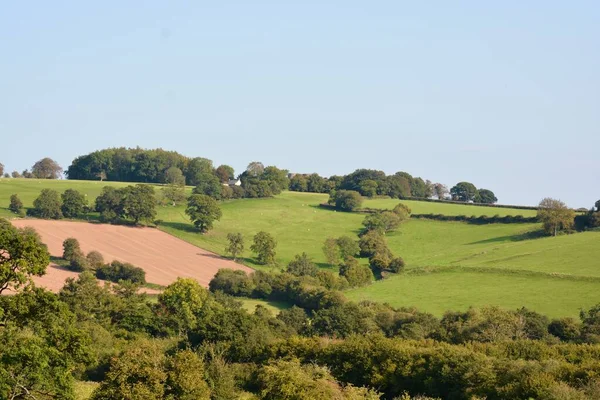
<box><xmin>330</xmin><ymin>190</ymin><xmax>363</xmax><ymax>211</ymax></box>
<box><xmin>537</xmin><ymin>198</ymin><xmax>575</xmax><ymax>236</ymax></box>
<box><xmin>122</xmin><ymin>185</ymin><xmax>157</xmax><ymax>224</ymax></box>
<box><xmin>225</xmin><ymin>233</ymin><xmax>244</xmax><ymax>261</ymax></box>
<box><xmin>450</xmin><ymin>182</ymin><xmax>478</xmax><ymax>202</ymax></box>
<box><xmin>432</xmin><ymin>183</ymin><xmax>449</xmax><ymax>200</ymax></box>
<box><xmin>476</xmin><ymin>189</ymin><xmax>498</xmax><ymax>204</ymax></box>
<box><xmin>250</xmin><ymin>231</ymin><xmax>277</xmax><ymax>265</ymax></box>
<box><xmin>215</xmin><ymin>165</ymin><xmax>235</xmax><ymax>183</ymax></box>
<box><xmin>31</xmin><ymin>157</ymin><xmax>63</xmax><ymax>179</ymax></box>
<box><xmin>163</xmin><ymin>166</ymin><xmax>185</xmax><ymax>185</ymax></box>
<box><xmin>28</xmin><ymin>189</ymin><xmax>63</xmax><ymax>219</ymax></box>
<box><xmin>186</xmin><ymin>194</ymin><xmax>222</xmax><ymax>232</ymax></box>
<box><xmin>61</xmin><ymin>188</ymin><xmax>88</xmax><ymax>218</ymax></box>
<box><xmin>0</xmin><ymin>219</ymin><xmax>50</xmax><ymax>294</ymax></box>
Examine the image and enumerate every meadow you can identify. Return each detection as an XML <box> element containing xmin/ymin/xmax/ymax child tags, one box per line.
<box><xmin>2</xmin><ymin>177</ymin><xmax>599</xmax><ymax>317</ymax></box>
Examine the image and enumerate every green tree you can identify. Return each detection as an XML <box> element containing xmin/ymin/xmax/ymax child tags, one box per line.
<box><xmin>192</xmin><ymin>173</ymin><xmax>223</xmax><ymax>199</ymax></box>
<box><xmin>186</xmin><ymin>194</ymin><xmax>222</xmax><ymax>232</ymax></box>
<box><xmin>62</xmin><ymin>237</ymin><xmax>83</xmax><ymax>261</ymax></box>
<box><xmin>362</xmin><ymin>211</ymin><xmax>402</xmax><ymax>233</ymax></box>
<box><xmin>336</xmin><ymin>236</ymin><xmax>360</xmax><ymax>259</ymax></box>
<box><xmin>339</xmin><ymin>257</ymin><xmax>373</xmax><ymax>287</ymax></box>
<box><xmin>289</xmin><ymin>175</ymin><xmax>308</xmax><ymax>192</ymax></box>
<box><xmin>225</xmin><ymin>232</ymin><xmax>244</xmax><ymax>261</ymax></box>
<box><xmin>330</xmin><ymin>190</ymin><xmax>363</xmax><ymax>211</ymax></box>
<box><xmin>95</xmin><ymin>186</ymin><xmax>123</xmax><ymax>222</ymax></box>
<box><xmin>392</xmin><ymin>203</ymin><xmax>411</xmax><ymax>220</ymax></box>
<box><xmin>450</xmin><ymin>182</ymin><xmax>478</xmax><ymax>202</ymax></box>
<box><xmin>91</xmin><ymin>340</ymin><xmax>167</xmax><ymax>400</ymax></box>
<box><xmin>185</xmin><ymin>157</ymin><xmax>214</xmax><ymax>186</ymax></box>
<box><xmin>122</xmin><ymin>184</ymin><xmax>157</xmax><ymax>224</ymax></box>
<box><xmin>251</xmin><ymin>231</ymin><xmax>277</xmax><ymax>265</ymax></box>
<box><xmin>306</xmin><ymin>173</ymin><xmax>327</xmax><ymax>193</ymax></box>
<box><xmin>215</xmin><ymin>164</ymin><xmax>235</xmax><ymax>183</ymax></box>
<box><xmin>158</xmin><ymin>278</ymin><xmax>209</xmax><ymax>334</ymax></box>
<box><xmin>246</xmin><ymin>161</ymin><xmax>265</xmax><ymax>176</ymax></box>
<box><xmin>359</xmin><ymin>180</ymin><xmax>378</xmax><ymax>197</ymax></box>
<box><xmin>322</xmin><ymin>237</ymin><xmax>340</xmax><ymax>266</ymax></box>
<box><xmin>61</xmin><ymin>188</ymin><xmax>88</xmax><ymax>218</ymax></box>
<box><xmin>358</xmin><ymin>230</ymin><xmax>390</xmax><ymax>258</ymax></box>
<box><xmin>162</xmin><ymin>183</ymin><xmax>187</xmax><ymax>205</ymax></box>
<box><xmin>11</xmin><ymin>171</ymin><xmax>21</xmax><ymax>178</ymax></box>
<box><xmin>595</xmin><ymin>199</ymin><xmax>600</xmax><ymax>211</ymax></box>
<box><xmin>476</xmin><ymin>189</ymin><xmax>498</xmax><ymax>204</ymax></box>
<box><xmin>0</xmin><ymin>219</ymin><xmax>50</xmax><ymax>294</ymax></box>
<box><xmin>28</xmin><ymin>188</ymin><xmax>63</xmax><ymax>219</ymax></box>
<box><xmin>537</xmin><ymin>198</ymin><xmax>575</xmax><ymax>236</ymax></box>
<box><xmin>163</xmin><ymin>166</ymin><xmax>185</xmax><ymax>185</ymax></box>
<box><xmin>165</xmin><ymin>350</ymin><xmax>211</xmax><ymax>399</ymax></box>
<box><xmin>287</xmin><ymin>253</ymin><xmax>318</xmax><ymax>277</ymax></box>
<box><xmin>0</xmin><ymin>162</ymin><xmax>3</xmax><ymax>176</ymax></box>
<box><xmin>86</xmin><ymin>251</ymin><xmax>105</xmax><ymax>270</ymax></box>
<box><xmin>388</xmin><ymin>257</ymin><xmax>405</xmax><ymax>273</ymax></box>
<box><xmin>31</xmin><ymin>157</ymin><xmax>63</xmax><ymax>179</ymax></box>
<box><xmin>8</xmin><ymin>194</ymin><xmax>23</xmax><ymax>214</ymax></box>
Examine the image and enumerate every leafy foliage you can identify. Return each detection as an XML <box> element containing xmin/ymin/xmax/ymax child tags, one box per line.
<box><xmin>28</xmin><ymin>188</ymin><xmax>63</xmax><ymax>219</ymax></box>
<box><xmin>251</xmin><ymin>231</ymin><xmax>277</xmax><ymax>265</ymax></box>
<box><xmin>186</xmin><ymin>194</ymin><xmax>222</xmax><ymax>232</ymax></box>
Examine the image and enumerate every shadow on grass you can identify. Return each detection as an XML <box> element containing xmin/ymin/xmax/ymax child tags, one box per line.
<box><xmin>467</xmin><ymin>230</ymin><xmax>546</xmax><ymax>245</ymax></box>
<box><xmin>159</xmin><ymin>220</ymin><xmax>197</xmax><ymax>233</ymax></box>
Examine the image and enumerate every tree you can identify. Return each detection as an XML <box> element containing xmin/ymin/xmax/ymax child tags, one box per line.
<box><xmin>306</xmin><ymin>173</ymin><xmax>326</xmax><ymax>193</ymax></box>
<box><xmin>192</xmin><ymin>173</ymin><xmax>223</xmax><ymax>200</ymax></box>
<box><xmin>330</xmin><ymin>190</ymin><xmax>363</xmax><ymax>211</ymax></box>
<box><xmin>287</xmin><ymin>253</ymin><xmax>318</xmax><ymax>277</ymax></box>
<box><xmin>31</xmin><ymin>157</ymin><xmax>62</xmax><ymax>179</ymax></box>
<box><xmin>251</xmin><ymin>231</ymin><xmax>277</xmax><ymax>265</ymax></box>
<box><xmin>28</xmin><ymin>189</ymin><xmax>63</xmax><ymax>219</ymax></box>
<box><xmin>362</xmin><ymin>211</ymin><xmax>402</xmax><ymax>233</ymax></box>
<box><xmin>62</xmin><ymin>237</ymin><xmax>83</xmax><ymax>262</ymax></box>
<box><xmin>450</xmin><ymin>182</ymin><xmax>478</xmax><ymax>202</ymax></box>
<box><xmin>392</xmin><ymin>203</ymin><xmax>411</xmax><ymax>220</ymax></box>
<box><xmin>8</xmin><ymin>194</ymin><xmax>23</xmax><ymax>215</ymax></box>
<box><xmin>11</xmin><ymin>171</ymin><xmax>21</xmax><ymax>178</ymax></box>
<box><xmin>246</xmin><ymin>161</ymin><xmax>265</xmax><ymax>176</ymax></box>
<box><xmin>0</xmin><ymin>162</ymin><xmax>3</xmax><ymax>176</ymax></box>
<box><xmin>358</xmin><ymin>230</ymin><xmax>391</xmax><ymax>258</ymax></box>
<box><xmin>388</xmin><ymin>257</ymin><xmax>405</xmax><ymax>273</ymax></box>
<box><xmin>336</xmin><ymin>236</ymin><xmax>360</xmax><ymax>259</ymax></box>
<box><xmin>163</xmin><ymin>166</ymin><xmax>185</xmax><ymax>185</ymax></box>
<box><xmin>122</xmin><ymin>185</ymin><xmax>157</xmax><ymax>224</ymax></box>
<box><xmin>359</xmin><ymin>180</ymin><xmax>378</xmax><ymax>197</ymax></box>
<box><xmin>0</xmin><ymin>219</ymin><xmax>50</xmax><ymax>294</ymax></box>
<box><xmin>215</xmin><ymin>165</ymin><xmax>235</xmax><ymax>183</ymax></box>
<box><xmin>537</xmin><ymin>198</ymin><xmax>575</xmax><ymax>236</ymax></box>
<box><xmin>432</xmin><ymin>183</ymin><xmax>449</xmax><ymax>200</ymax></box>
<box><xmin>162</xmin><ymin>184</ymin><xmax>186</xmax><ymax>205</ymax></box>
<box><xmin>86</xmin><ymin>251</ymin><xmax>105</xmax><ymax>269</ymax></box>
<box><xmin>339</xmin><ymin>257</ymin><xmax>373</xmax><ymax>287</ymax></box>
<box><xmin>289</xmin><ymin>175</ymin><xmax>308</xmax><ymax>192</ymax></box>
<box><xmin>95</xmin><ymin>186</ymin><xmax>123</xmax><ymax>222</ymax></box>
<box><xmin>158</xmin><ymin>278</ymin><xmax>209</xmax><ymax>334</ymax></box>
<box><xmin>186</xmin><ymin>194</ymin><xmax>222</xmax><ymax>232</ymax></box>
<box><xmin>595</xmin><ymin>199</ymin><xmax>600</xmax><ymax>212</ymax></box>
<box><xmin>322</xmin><ymin>238</ymin><xmax>339</xmax><ymax>266</ymax></box>
<box><xmin>476</xmin><ymin>189</ymin><xmax>498</xmax><ymax>204</ymax></box>
<box><xmin>225</xmin><ymin>233</ymin><xmax>244</xmax><ymax>260</ymax></box>
<box><xmin>22</xmin><ymin>169</ymin><xmax>33</xmax><ymax>178</ymax></box>
<box><xmin>61</xmin><ymin>188</ymin><xmax>88</xmax><ymax>218</ymax></box>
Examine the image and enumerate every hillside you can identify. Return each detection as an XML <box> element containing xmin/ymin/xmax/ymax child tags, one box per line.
<box><xmin>2</xmin><ymin>178</ymin><xmax>599</xmax><ymax>317</ymax></box>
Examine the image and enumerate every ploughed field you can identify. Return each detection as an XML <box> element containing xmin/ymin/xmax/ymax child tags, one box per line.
<box><xmin>2</xmin><ymin>178</ymin><xmax>599</xmax><ymax>317</ymax></box>
<box><xmin>11</xmin><ymin>219</ymin><xmax>252</xmax><ymax>291</ymax></box>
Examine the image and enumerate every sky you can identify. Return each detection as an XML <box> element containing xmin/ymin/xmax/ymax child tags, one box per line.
<box><xmin>1</xmin><ymin>1</ymin><xmax>598</xmax><ymax>207</ymax></box>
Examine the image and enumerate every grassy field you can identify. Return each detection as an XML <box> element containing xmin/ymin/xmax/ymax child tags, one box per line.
<box><xmin>240</xmin><ymin>298</ymin><xmax>291</xmax><ymax>315</ymax></box>
<box><xmin>74</xmin><ymin>381</ymin><xmax>99</xmax><ymax>400</ymax></box>
<box><xmin>364</xmin><ymin>198</ymin><xmax>538</xmax><ymax>217</ymax></box>
<box><xmin>2</xmin><ymin>178</ymin><xmax>599</xmax><ymax>317</ymax></box>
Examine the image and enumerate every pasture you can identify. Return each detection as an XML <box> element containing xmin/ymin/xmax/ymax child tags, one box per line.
<box><xmin>2</xmin><ymin>178</ymin><xmax>599</xmax><ymax>317</ymax></box>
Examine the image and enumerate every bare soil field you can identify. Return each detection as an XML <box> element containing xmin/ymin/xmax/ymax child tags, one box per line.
<box><xmin>11</xmin><ymin>219</ymin><xmax>253</xmax><ymax>292</ymax></box>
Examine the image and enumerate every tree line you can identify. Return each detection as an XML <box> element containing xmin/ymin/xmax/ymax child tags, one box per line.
<box><xmin>2</xmin><ymin>219</ymin><xmax>600</xmax><ymax>399</ymax></box>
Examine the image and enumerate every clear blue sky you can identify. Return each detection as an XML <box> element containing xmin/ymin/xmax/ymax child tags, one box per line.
<box><xmin>1</xmin><ymin>1</ymin><xmax>598</xmax><ymax>207</ymax></box>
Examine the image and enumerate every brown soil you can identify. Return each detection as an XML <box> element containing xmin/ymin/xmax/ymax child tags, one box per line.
<box><xmin>11</xmin><ymin>220</ymin><xmax>253</xmax><ymax>292</ymax></box>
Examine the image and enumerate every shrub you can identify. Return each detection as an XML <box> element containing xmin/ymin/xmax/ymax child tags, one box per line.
<box><xmin>286</xmin><ymin>253</ymin><xmax>318</xmax><ymax>277</ymax></box>
<box><xmin>8</xmin><ymin>194</ymin><xmax>23</xmax><ymax>214</ymax></box>
<box><xmin>369</xmin><ymin>252</ymin><xmax>392</xmax><ymax>271</ymax></box>
<box><xmin>86</xmin><ymin>251</ymin><xmax>105</xmax><ymax>270</ymax></box>
<box><xmin>388</xmin><ymin>257</ymin><xmax>406</xmax><ymax>273</ymax></box>
<box><xmin>330</xmin><ymin>190</ymin><xmax>363</xmax><ymax>211</ymax></box>
<box><xmin>359</xmin><ymin>230</ymin><xmax>389</xmax><ymax>258</ymax></box>
<box><xmin>96</xmin><ymin>261</ymin><xmax>146</xmax><ymax>284</ymax></box>
<box><xmin>339</xmin><ymin>257</ymin><xmax>373</xmax><ymax>287</ymax></box>
<box><xmin>69</xmin><ymin>254</ymin><xmax>90</xmax><ymax>272</ymax></box>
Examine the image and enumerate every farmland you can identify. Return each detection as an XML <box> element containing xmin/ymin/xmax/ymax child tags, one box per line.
<box><xmin>1</xmin><ymin>178</ymin><xmax>599</xmax><ymax>317</ymax></box>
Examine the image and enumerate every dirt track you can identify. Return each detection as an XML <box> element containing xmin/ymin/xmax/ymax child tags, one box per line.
<box><xmin>11</xmin><ymin>220</ymin><xmax>253</xmax><ymax>292</ymax></box>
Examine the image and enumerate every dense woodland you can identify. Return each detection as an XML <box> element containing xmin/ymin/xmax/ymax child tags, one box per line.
<box><xmin>3</xmin><ymin>219</ymin><xmax>600</xmax><ymax>399</ymax></box>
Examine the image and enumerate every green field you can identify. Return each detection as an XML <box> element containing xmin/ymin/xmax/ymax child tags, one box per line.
<box><xmin>364</xmin><ymin>198</ymin><xmax>538</xmax><ymax>217</ymax></box>
<box><xmin>2</xmin><ymin>178</ymin><xmax>599</xmax><ymax>317</ymax></box>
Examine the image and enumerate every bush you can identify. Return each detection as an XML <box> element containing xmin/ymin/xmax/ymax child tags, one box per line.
<box><xmin>286</xmin><ymin>253</ymin><xmax>318</xmax><ymax>277</ymax></box>
<box><xmin>96</xmin><ymin>261</ymin><xmax>146</xmax><ymax>284</ymax></box>
<box><xmin>69</xmin><ymin>254</ymin><xmax>90</xmax><ymax>272</ymax></box>
<box><xmin>86</xmin><ymin>251</ymin><xmax>105</xmax><ymax>270</ymax></box>
<box><xmin>61</xmin><ymin>189</ymin><xmax>88</xmax><ymax>218</ymax></box>
<box><xmin>8</xmin><ymin>194</ymin><xmax>23</xmax><ymax>214</ymax></box>
<box><xmin>388</xmin><ymin>257</ymin><xmax>405</xmax><ymax>273</ymax></box>
<box><xmin>329</xmin><ymin>190</ymin><xmax>363</xmax><ymax>211</ymax></box>
<box><xmin>339</xmin><ymin>257</ymin><xmax>373</xmax><ymax>287</ymax></box>
<box><xmin>369</xmin><ymin>252</ymin><xmax>392</xmax><ymax>271</ymax></box>
<box><xmin>358</xmin><ymin>230</ymin><xmax>389</xmax><ymax>258</ymax></box>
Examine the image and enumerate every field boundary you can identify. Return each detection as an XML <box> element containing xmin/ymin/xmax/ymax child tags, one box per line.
<box><xmin>404</xmin><ymin>265</ymin><xmax>600</xmax><ymax>283</ymax></box>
